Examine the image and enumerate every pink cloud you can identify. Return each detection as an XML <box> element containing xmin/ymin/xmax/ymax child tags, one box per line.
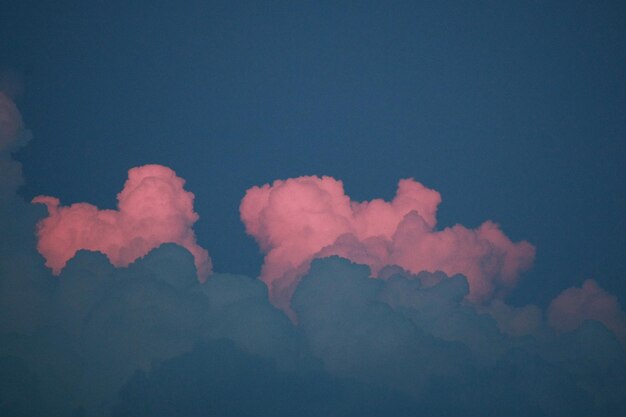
<box><xmin>32</xmin><ymin>164</ymin><xmax>212</xmax><ymax>280</ymax></box>
<box><xmin>240</xmin><ymin>176</ymin><xmax>535</xmax><ymax>311</ymax></box>
<box><xmin>548</xmin><ymin>279</ymin><xmax>626</xmax><ymax>346</ymax></box>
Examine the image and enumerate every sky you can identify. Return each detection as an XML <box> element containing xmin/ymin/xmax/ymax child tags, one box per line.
<box><xmin>1</xmin><ymin>1</ymin><xmax>625</xmax><ymax>416</ymax></box>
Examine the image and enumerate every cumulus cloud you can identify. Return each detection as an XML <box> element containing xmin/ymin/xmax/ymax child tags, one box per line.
<box><xmin>111</xmin><ymin>340</ymin><xmax>422</xmax><ymax>417</ymax></box>
<box><xmin>32</xmin><ymin>164</ymin><xmax>212</xmax><ymax>281</ymax></box>
<box><xmin>1</xmin><ymin>226</ymin><xmax>625</xmax><ymax>416</ymax></box>
<box><xmin>0</xmin><ymin>92</ymin><xmax>23</xmax><ymax>150</ymax></box>
<box><xmin>548</xmin><ymin>279</ymin><xmax>626</xmax><ymax>346</ymax></box>
<box><xmin>0</xmin><ymin>91</ymin><xmax>31</xmax><ymax>198</ymax></box>
<box><xmin>1</xmin><ymin>109</ymin><xmax>624</xmax><ymax>416</ymax></box>
<box><xmin>293</xmin><ymin>257</ymin><xmax>626</xmax><ymax>416</ymax></box>
<box><xmin>1</xmin><ymin>243</ymin><xmax>293</xmax><ymax>416</ymax></box>
<box><xmin>0</xmin><ymin>67</ymin><xmax>24</xmax><ymax>101</ymax></box>
<box><xmin>240</xmin><ymin>176</ymin><xmax>535</xmax><ymax>311</ymax></box>
<box><xmin>481</xmin><ymin>299</ymin><xmax>545</xmax><ymax>338</ymax></box>
<box><xmin>0</xmin><ymin>355</ymin><xmax>45</xmax><ymax>416</ymax></box>
<box><xmin>0</xmin><ymin>89</ymin><xmax>50</xmax><ymax>339</ymax></box>
<box><xmin>0</xmin><ymin>78</ymin><xmax>31</xmax><ymax>195</ymax></box>
<box><xmin>292</xmin><ymin>257</ymin><xmax>474</xmax><ymax>393</ymax></box>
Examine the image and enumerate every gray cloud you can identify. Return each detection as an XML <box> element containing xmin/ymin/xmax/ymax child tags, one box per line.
<box><xmin>0</xmin><ymin>107</ymin><xmax>624</xmax><ymax>416</ymax></box>
<box><xmin>1</xmin><ymin>229</ymin><xmax>625</xmax><ymax>416</ymax></box>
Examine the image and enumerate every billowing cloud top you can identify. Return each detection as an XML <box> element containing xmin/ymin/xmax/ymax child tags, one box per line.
<box><xmin>32</xmin><ymin>165</ymin><xmax>212</xmax><ymax>280</ymax></box>
<box><xmin>240</xmin><ymin>176</ymin><xmax>535</xmax><ymax>311</ymax></box>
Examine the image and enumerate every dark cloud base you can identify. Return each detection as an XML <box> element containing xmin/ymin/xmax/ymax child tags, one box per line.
<box><xmin>112</xmin><ymin>340</ymin><xmax>423</xmax><ymax>417</ymax></box>
<box><xmin>1</xmin><ymin>195</ymin><xmax>625</xmax><ymax>417</ymax></box>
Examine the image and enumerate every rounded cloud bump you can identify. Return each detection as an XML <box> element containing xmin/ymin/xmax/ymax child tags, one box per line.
<box><xmin>240</xmin><ymin>176</ymin><xmax>535</xmax><ymax>310</ymax></box>
<box><xmin>549</xmin><ymin>279</ymin><xmax>626</xmax><ymax>346</ymax></box>
<box><xmin>32</xmin><ymin>164</ymin><xmax>212</xmax><ymax>280</ymax></box>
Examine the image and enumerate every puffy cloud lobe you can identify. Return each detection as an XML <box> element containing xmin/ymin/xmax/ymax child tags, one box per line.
<box><xmin>291</xmin><ymin>257</ymin><xmax>474</xmax><ymax>393</ymax></box>
<box><xmin>481</xmin><ymin>300</ymin><xmax>544</xmax><ymax>338</ymax></box>
<box><xmin>240</xmin><ymin>176</ymin><xmax>535</xmax><ymax>310</ymax></box>
<box><xmin>32</xmin><ymin>165</ymin><xmax>212</xmax><ymax>281</ymax></box>
<box><xmin>548</xmin><ymin>279</ymin><xmax>626</xmax><ymax>347</ymax></box>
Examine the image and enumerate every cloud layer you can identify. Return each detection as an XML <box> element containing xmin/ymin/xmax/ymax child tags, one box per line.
<box><xmin>4</xmin><ymin>246</ymin><xmax>624</xmax><ymax>417</ymax></box>
<box><xmin>1</xmin><ymin>96</ymin><xmax>624</xmax><ymax>416</ymax></box>
<box><xmin>32</xmin><ymin>165</ymin><xmax>212</xmax><ymax>281</ymax></box>
<box><xmin>241</xmin><ymin>176</ymin><xmax>535</xmax><ymax>311</ymax></box>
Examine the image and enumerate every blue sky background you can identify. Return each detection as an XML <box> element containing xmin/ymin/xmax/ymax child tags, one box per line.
<box><xmin>3</xmin><ymin>0</ymin><xmax>625</xmax><ymax>307</ymax></box>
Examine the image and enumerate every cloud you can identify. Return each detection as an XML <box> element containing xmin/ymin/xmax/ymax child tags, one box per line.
<box><xmin>1</xmin><ymin>232</ymin><xmax>624</xmax><ymax>416</ymax></box>
<box><xmin>0</xmin><ymin>243</ymin><xmax>284</xmax><ymax>416</ymax></box>
<box><xmin>548</xmin><ymin>279</ymin><xmax>626</xmax><ymax>346</ymax></box>
<box><xmin>73</xmin><ymin>246</ymin><xmax>211</xmax><ymax>413</ymax></box>
<box><xmin>196</xmin><ymin>271</ymin><xmax>298</xmax><ymax>368</ymax></box>
<box><xmin>240</xmin><ymin>176</ymin><xmax>535</xmax><ymax>311</ymax></box>
<box><xmin>480</xmin><ymin>299</ymin><xmax>544</xmax><ymax>338</ymax></box>
<box><xmin>32</xmin><ymin>164</ymin><xmax>212</xmax><ymax>281</ymax></box>
<box><xmin>0</xmin><ymin>91</ymin><xmax>50</xmax><ymax>338</ymax></box>
<box><xmin>0</xmin><ymin>67</ymin><xmax>24</xmax><ymax>100</ymax></box>
<box><xmin>111</xmin><ymin>340</ymin><xmax>423</xmax><ymax>417</ymax></box>
<box><xmin>292</xmin><ymin>257</ymin><xmax>624</xmax><ymax>416</ymax></box>
<box><xmin>0</xmin><ymin>91</ymin><xmax>30</xmax><ymax>198</ymax></box>
<box><xmin>0</xmin><ymin>355</ymin><xmax>45</xmax><ymax>417</ymax></box>
<box><xmin>1</xmin><ymin>109</ymin><xmax>623</xmax><ymax>416</ymax></box>
<box><xmin>0</xmin><ymin>92</ymin><xmax>24</xmax><ymax>151</ymax></box>
<box><xmin>291</xmin><ymin>257</ymin><xmax>474</xmax><ymax>393</ymax></box>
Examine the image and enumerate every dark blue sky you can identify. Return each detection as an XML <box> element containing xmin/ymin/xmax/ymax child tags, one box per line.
<box><xmin>3</xmin><ymin>0</ymin><xmax>625</xmax><ymax>307</ymax></box>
